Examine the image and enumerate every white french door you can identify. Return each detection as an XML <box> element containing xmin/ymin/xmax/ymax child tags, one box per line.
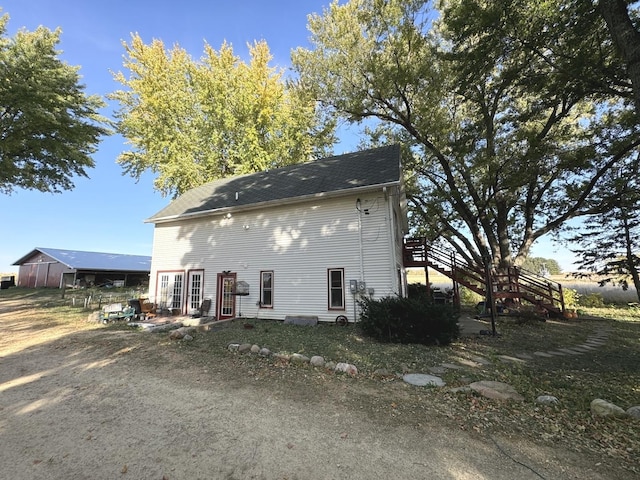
<box><xmin>158</xmin><ymin>272</ymin><xmax>184</xmax><ymax>312</ymax></box>
<box><xmin>187</xmin><ymin>270</ymin><xmax>204</xmax><ymax>314</ymax></box>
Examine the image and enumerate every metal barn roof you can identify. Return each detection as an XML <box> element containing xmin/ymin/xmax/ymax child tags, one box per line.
<box><xmin>13</xmin><ymin>248</ymin><xmax>151</xmax><ymax>272</ymax></box>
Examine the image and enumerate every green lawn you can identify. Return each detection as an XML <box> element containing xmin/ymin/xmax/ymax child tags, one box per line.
<box><xmin>3</xmin><ymin>287</ymin><xmax>639</xmax><ymax>476</ymax></box>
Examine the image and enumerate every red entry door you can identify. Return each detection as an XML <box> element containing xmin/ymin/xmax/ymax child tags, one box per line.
<box><xmin>216</xmin><ymin>273</ymin><xmax>236</xmax><ymax>320</ymax></box>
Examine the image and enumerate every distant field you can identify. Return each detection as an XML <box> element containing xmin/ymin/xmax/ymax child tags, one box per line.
<box><xmin>406</xmin><ymin>268</ymin><xmax>638</xmax><ymax>303</ymax></box>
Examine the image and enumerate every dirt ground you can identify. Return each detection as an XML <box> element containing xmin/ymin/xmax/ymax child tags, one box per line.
<box><xmin>0</xmin><ymin>299</ymin><xmax>632</xmax><ymax>480</ymax></box>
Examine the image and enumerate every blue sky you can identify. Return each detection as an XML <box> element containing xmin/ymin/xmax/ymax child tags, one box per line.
<box><xmin>0</xmin><ymin>0</ymin><xmax>357</xmax><ymax>274</ymax></box>
<box><xmin>0</xmin><ymin>0</ymin><xmax>576</xmax><ymax>274</ymax></box>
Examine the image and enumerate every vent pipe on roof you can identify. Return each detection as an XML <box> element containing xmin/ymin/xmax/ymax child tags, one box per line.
<box><xmin>235</xmin><ymin>191</ymin><xmax>239</xmax><ymax>201</ymax></box>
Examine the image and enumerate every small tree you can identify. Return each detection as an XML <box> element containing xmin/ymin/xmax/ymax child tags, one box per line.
<box><xmin>521</xmin><ymin>257</ymin><xmax>562</xmax><ymax>276</ymax></box>
<box><xmin>0</xmin><ymin>13</ymin><xmax>109</xmax><ymax>194</ymax></box>
<box><xmin>571</xmin><ymin>163</ymin><xmax>640</xmax><ymax>302</ymax></box>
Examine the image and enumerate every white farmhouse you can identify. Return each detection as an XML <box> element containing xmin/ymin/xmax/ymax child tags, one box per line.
<box><xmin>145</xmin><ymin>145</ymin><xmax>409</xmax><ymax>323</ymax></box>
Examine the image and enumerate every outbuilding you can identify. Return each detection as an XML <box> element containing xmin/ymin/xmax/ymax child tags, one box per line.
<box><xmin>12</xmin><ymin>248</ymin><xmax>151</xmax><ymax>288</ymax></box>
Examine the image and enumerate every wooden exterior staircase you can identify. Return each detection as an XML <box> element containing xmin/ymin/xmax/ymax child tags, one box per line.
<box><xmin>403</xmin><ymin>238</ymin><xmax>565</xmax><ymax>316</ymax></box>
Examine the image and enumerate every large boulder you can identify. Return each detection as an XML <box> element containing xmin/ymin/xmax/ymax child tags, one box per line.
<box><xmin>469</xmin><ymin>381</ymin><xmax>524</xmax><ymax>401</ymax></box>
<box><xmin>403</xmin><ymin>373</ymin><xmax>445</xmax><ymax>387</ymax></box>
<box><xmin>626</xmin><ymin>406</ymin><xmax>640</xmax><ymax>419</ymax></box>
<box><xmin>335</xmin><ymin>362</ymin><xmax>358</xmax><ymax>376</ymax></box>
<box><xmin>590</xmin><ymin>399</ymin><xmax>627</xmax><ymax>418</ymax></box>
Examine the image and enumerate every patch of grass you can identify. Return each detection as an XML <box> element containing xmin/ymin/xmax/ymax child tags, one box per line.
<box><xmin>175</xmin><ymin>314</ymin><xmax>639</xmax><ymax>475</ymax></box>
<box><xmin>191</xmin><ymin>319</ymin><xmax>453</xmax><ymax>373</ymax></box>
<box><xmin>4</xmin><ymin>289</ymin><xmax>639</xmax><ymax>477</ymax></box>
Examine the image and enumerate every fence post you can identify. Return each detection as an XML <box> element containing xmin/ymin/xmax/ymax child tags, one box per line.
<box><xmin>483</xmin><ymin>255</ymin><xmax>497</xmax><ymax>336</ymax></box>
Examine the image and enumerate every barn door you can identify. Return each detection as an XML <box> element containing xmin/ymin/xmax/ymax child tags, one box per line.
<box><xmin>216</xmin><ymin>272</ymin><xmax>236</xmax><ymax>320</ymax></box>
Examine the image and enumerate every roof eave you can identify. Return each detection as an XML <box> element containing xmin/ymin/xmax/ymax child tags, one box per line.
<box><xmin>11</xmin><ymin>248</ymin><xmax>73</xmax><ymax>268</ymax></box>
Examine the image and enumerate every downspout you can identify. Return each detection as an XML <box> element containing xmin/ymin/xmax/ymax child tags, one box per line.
<box><xmin>356</xmin><ymin>198</ymin><xmax>365</xmax><ymax>282</ymax></box>
<box><xmin>384</xmin><ymin>186</ymin><xmax>399</xmax><ymax>295</ymax></box>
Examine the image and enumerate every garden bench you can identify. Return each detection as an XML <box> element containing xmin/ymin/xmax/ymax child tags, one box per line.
<box><xmin>100</xmin><ymin>303</ymin><xmax>136</xmax><ymax>323</ymax></box>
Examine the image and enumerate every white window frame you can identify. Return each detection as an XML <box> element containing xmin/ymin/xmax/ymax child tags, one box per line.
<box><xmin>260</xmin><ymin>270</ymin><xmax>274</xmax><ymax>308</ymax></box>
<box><xmin>328</xmin><ymin>268</ymin><xmax>345</xmax><ymax>310</ymax></box>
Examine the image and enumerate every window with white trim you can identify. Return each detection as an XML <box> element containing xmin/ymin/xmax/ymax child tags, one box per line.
<box><xmin>260</xmin><ymin>271</ymin><xmax>273</xmax><ymax>308</ymax></box>
<box><xmin>328</xmin><ymin>268</ymin><xmax>345</xmax><ymax>310</ymax></box>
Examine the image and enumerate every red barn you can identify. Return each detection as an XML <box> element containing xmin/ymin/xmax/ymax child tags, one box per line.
<box><xmin>12</xmin><ymin>248</ymin><xmax>151</xmax><ymax>289</ymax></box>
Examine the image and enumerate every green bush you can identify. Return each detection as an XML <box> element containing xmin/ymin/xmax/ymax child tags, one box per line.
<box><xmin>358</xmin><ymin>296</ymin><xmax>460</xmax><ymax>345</ymax></box>
<box><xmin>459</xmin><ymin>286</ymin><xmax>483</xmax><ymax>306</ymax></box>
<box><xmin>579</xmin><ymin>292</ymin><xmax>605</xmax><ymax>308</ymax></box>
<box><xmin>563</xmin><ymin>288</ymin><xmax>580</xmax><ymax>307</ymax></box>
<box><xmin>407</xmin><ymin>282</ymin><xmax>430</xmax><ymax>300</ymax></box>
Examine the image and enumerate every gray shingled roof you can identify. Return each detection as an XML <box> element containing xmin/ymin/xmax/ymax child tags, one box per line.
<box><xmin>13</xmin><ymin>248</ymin><xmax>151</xmax><ymax>272</ymax></box>
<box><xmin>147</xmin><ymin>144</ymin><xmax>401</xmax><ymax>223</ymax></box>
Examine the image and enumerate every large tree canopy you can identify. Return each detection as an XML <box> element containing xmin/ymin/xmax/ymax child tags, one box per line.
<box><xmin>599</xmin><ymin>0</ymin><xmax>640</xmax><ymax>112</ymax></box>
<box><xmin>111</xmin><ymin>35</ymin><xmax>334</xmax><ymax>198</ymax></box>
<box><xmin>0</xmin><ymin>13</ymin><xmax>109</xmax><ymax>194</ymax></box>
<box><xmin>292</xmin><ymin>0</ymin><xmax>640</xmax><ymax>269</ymax></box>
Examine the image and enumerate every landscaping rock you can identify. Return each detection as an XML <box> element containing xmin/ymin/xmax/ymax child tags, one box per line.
<box><xmin>227</xmin><ymin>343</ymin><xmax>240</xmax><ymax>352</ymax></box>
<box><xmin>259</xmin><ymin>347</ymin><xmax>271</xmax><ymax>357</ymax></box>
<box><xmin>441</xmin><ymin>363</ymin><xmax>463</xmax><ymax>370</ymax></box>
<box><xmin>238</xmin><ymin>343</ymin><xmax>252</xmax><ymax>353</ymax></box>
<box><xmin>148</xmin><ymin>322</ymin><xmax>182</xmax><ymax>333</ymax></box>
<box><xmin>325</xmin><ymin>361</ymin><xmax>336</xmax><ymax>371</ymax></box>
<box><xmin>536</xmin><ymin>395</ymin><xmax>559</xmax><ymax>406</ymax></box>
<box><xmin>626</xmin><ymin>406</ymin><xmax>640</xmax><ymax>419</ymax></box>
<box><xmin>373</xmin><ymin>368</ymin><xmax>393</xmax><ymax>378</ymax></box>
<box><xmin>428</xmin><ymin>366</ymin><xmax>448</xmax><ymax>375</ymax></box>
<box><xmin>250</xmin><ymin>344</ymin><xmax>260</xmax><ymax>353</ymax></box>
<box><xmin>469</xmin><ymin>381</ymin><xmax>524</xmax><ymax>401</ymax></box>
<box><xmin>183</xmin><ymin>334</ymin><xmax>193</xmax><ymax>341</ymax></box>
<box><xmin>273</xmin><ymin>353</ymin><xmax>291</xmax><ymax>362</ymax></box>
<box><xmin>403</xmin><ymin>373</ymin><xmax>445</xmax><ymax>387</ymax></box>
<box><xmin>591</xmin><ymin>399</ymin><xmax>627</xmax><ymax>417</ymax></box>
<box><xmin>168</xmin><ymin>329</ymin><xmax>184</xmax><ymax>340</ymax></box>
<box><xmin>290</xmin><ymin>353</ymin><xmax>310</xmax><ymax>364</ymax></box>
<box><xmin>310</xmin><ymin>356</ymin><xmax>325</xmax><ymax>367</ymax></box>
<box><xmin>335</xmin><ymin>362</ymin><xmax>358</xmax><ymax>376</ymax></box>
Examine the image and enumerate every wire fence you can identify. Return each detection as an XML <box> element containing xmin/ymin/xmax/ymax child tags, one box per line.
<box><xmin>59</xmin><ymin>288</ymin><xmax>149</xmax><ymax>311</ymax></box>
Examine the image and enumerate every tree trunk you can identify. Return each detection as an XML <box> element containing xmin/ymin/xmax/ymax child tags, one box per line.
<box><xmin>599</xmin><ymin>0</ymin><xmax>640</xmax><ymax>112</ymax></box>
<box><xmin>622</xmin><ymin>215</ymin><xmax>640</xmax><ymax>302</ymax></box>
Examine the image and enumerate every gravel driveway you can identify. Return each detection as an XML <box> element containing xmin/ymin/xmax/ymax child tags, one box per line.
<box><xmin>0</xmin><ymin>301</ymin><xmax>626</xmax><ymax>480</ymax></box>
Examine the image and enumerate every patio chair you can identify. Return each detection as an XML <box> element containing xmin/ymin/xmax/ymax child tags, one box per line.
<box><xmin>191</xmin><ymin>298</ymin><xmax>211</xmax><ymax>318</ymax></box>
<box><xmin>139</xmin><ymin>298</ymin><xmax>157</xmax><ymax>319</ymax></box>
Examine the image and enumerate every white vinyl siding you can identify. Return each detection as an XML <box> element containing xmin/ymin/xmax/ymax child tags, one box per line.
<box><xmin>149</xmin><ymin>190</ymin><xmax>404</xmax><ymax>322</ymax></box>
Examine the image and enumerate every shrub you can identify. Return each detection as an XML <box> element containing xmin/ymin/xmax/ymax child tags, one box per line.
<box><xmin>459</xmin><ymin>286</ymin><xmax>483</xmax><ymax>306</ymax></box>
<box><xmin>407</xmin><ymin>282</ymin><xmax>430</xmax><ymax>300</ymax></box>
<box><xmin>579</xmin><ymin>292</ymin><xmax>605</xmax><ymax>308</ymax></box>
<box><xmin>563</xmin><ymin>288</ymin><xmax>580</xmax><ymax>307</ymax></box>
<box><xmin>358</xmin><ymin>296</ymin><xmax>460</xmax><ymax>345</ymax></box>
